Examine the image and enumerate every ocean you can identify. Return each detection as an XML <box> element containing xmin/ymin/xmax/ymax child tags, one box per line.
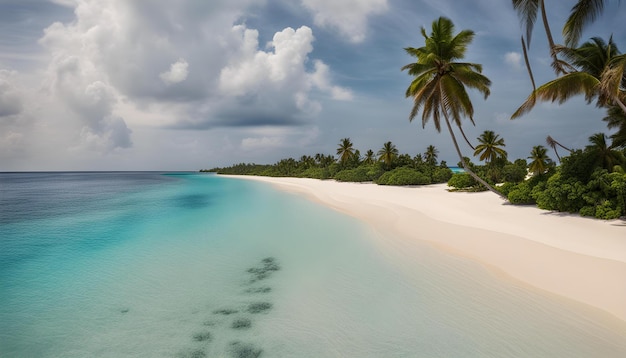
<box><xmin>1</xmin><ymin>172</ymin><xmax>625</xmax><ymax>357</ymax></box>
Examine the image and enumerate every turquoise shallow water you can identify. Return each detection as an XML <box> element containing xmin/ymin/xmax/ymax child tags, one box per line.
<box><xmin>1</xmin><ymin>172</ymin><xmax>625</xmax><ymax>357</ymax></box>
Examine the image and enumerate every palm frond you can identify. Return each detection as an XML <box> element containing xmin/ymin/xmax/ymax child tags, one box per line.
<box><xmin>440</xmin><ymin>75</ymin><xmax>473</xmax><ymax>126</ymax></box>
<box><xmin>534</xmin><ymin>72</ymin><xmax>600</xmax><ymax>104</ymax></box>
<box><xmin>599</xmin><ymin>54</ymin><xmax>626</xmax><ymax>104</ymax></box>
<box><xmin>563</xmin><ymin>0</ymin><xmax>605</xmax><ymax>47</ymax></box>
<box><xmin>512</xmin><ymin>0</ymin><xmax>539</xmax><ymax>46</ymax></box>
<box><xmin>451</xmin><ymin>65</ymin><xmax>491</xmax><ymax>99</ymax></box>
<box><xmin>511</xmin><ymin>92</ymin><xmax>537</xmax><ymax>119</ymax></box>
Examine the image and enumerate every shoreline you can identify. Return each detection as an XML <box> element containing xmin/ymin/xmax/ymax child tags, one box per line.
<box><xmin>221</xmin><ymin>175</ymin><xmax>626</xmax><ymax>324</ymax></box>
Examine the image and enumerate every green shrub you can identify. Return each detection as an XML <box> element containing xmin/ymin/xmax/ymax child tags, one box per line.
<box><xmin>579</xmin><ymin>206</ymin><xmax>596</xmax><ymax>217</ymax></box>
<box><xmin>432</xmin><ymin>167</ymin><xmax>453</xmax><ymax>183</ymax></box>
<box><xmin>447</xmin><ymin>173</ymin><xmax>476</xmax><ymax>189</ymax></box>
<box><xmin>365</xmin><ymin>165</ymin><xmax>385</xmax><ymax>181</ymax></box>
<box><xmin>502</xmin><ymin>163</ymin><xmax>527</xmax><ymax>183</ymax></box>
<box><xmin>497</xmin><ymin>181</ymin><xmax>516</xmax><ymax>196</ymax></box>
<box><xmin>334</xmin><ymin>167</ymin><xmax>370</xmax><ymax>182</ymax></box>
<box><xmin>533</xmin><ymin>173</ymin><xmax>588</xmax><ymax>212</ymax></box>
<box><xmin>507</xmin><ymin>182</ymin><xmax>536</xmax><ymax>204</ymax></box>
<box><xmin>376</xmin><ymin>167</ymin><xmax>431</xmax><ymax>186</ymax></box>
<box><xmin>560</xmin><ymin>149</ymin><xmax>597</xmax><ymax>183</ymax></box>
<box><xmin>299</xmin><ymin>167</ymin><xmax>330</xmax><ymax>179</ymax></box>
<box><xmin>594</xmin><ymin>200</ymin><xmax>622</xmax><ymax>220</ymax></box>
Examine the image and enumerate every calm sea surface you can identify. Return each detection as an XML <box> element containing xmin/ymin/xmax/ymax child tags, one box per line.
<box><xmin>1</xmin><ymin>172</ymin><xmax>625</xmax><ymax>357</ymax></box>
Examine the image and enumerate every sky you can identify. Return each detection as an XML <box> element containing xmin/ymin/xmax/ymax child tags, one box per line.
<box><xmin>1</xmin><ymin>0</ymin><xmax>625</xmax><ymax>171</ymax></box>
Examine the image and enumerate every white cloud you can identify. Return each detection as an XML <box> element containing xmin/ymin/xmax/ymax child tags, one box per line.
<box><xmin>160</xmin><ymin>58</ymin><xmax>189</xmax><ymax>85</ymax></box>
<box><xmin>240</xmin><ymin>125</ymin><xmax>321</xmax><ymax>152</ymax></box>
<box><xmin>301</xmin><ymin>0</ymin><xmax>388</xmax><ymax>43</ymax></box>
<box><xmin>308</xmin><ymin>60</ymin><xmax>353</xmax><ymax>100</ymax></box>
<box><xmin>504</xmin><ymin>52</ymin><xmax>522</xmax><ymax>70</ymax></box>
<box><xmin>219</xmin><ymin>25</ymin><xmax>316</xmax><ymax>96</ymax></box>
<box><xmin>40</xmin><ymin>11</ymin><xmax>133</xmax><ymax>151</ymax></box>
<box><xmin>0</xmin><ymin>70</ymin><xmax>23</xmax><ymax>117</ymax></box>
<box><xmin>217</xmin><ymin>25</ymin><xmax>352</xmax><ymax>125</ymax></box>
<box><xmin>241</xmin><ymin>136</ymin><xmax>285</xmax><ymax>150</ymax></box>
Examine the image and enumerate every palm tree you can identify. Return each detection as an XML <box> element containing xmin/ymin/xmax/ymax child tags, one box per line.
<box><xmin>546</xmin><ymin>135</ymin><xmax>572</xmax><ymax>161</ymax></box>
<box><xmin>512</xmin><ymin>37</ymin><xmax>626</xmax><ymax>119</ymax></box>
<box><xmin>377</xmin><ymin>141</ymin><xmax>399</xmax><ymax>169</ymax></box>
<box><xmin>604</xmin><ymin>106</ymin><xmax>626</xmax><ymax>148</ymax></box>
<box><xmin>351</xmin><ymin>149</ymin><xmax>362</xmax><ymax>168</ymax></box>
<box><xmin>585</xmin><ymin>132</ymin><xmax>624</xmax><ymax>171</ymax></box>
<box><xmin>299</xmin><ymin>155</ymin><xmax>315</xmax><ymax>169</ymax></box>
<box><xmin>402</xmin><ymin>17</ymin><xmax>504</xmax><ymax>198</ymax></box>
<box><xmin>315</xmin><ymin>153</ymin><xmax>335</xmax><ymax>168</ymax></box>
<box><xmin>424</xmin><ymin>145</ymin><xmax>439</xmax><ymax>166</ymax></box>
<box><xmin>336</xmin><ymin>138</ymin><xmax>355</xmax><ymax>167</ymax></box>
<box><xmin>473</xmin><ymin>130</ymin><xmax>507</xmax><ymax>164</ymax></box>
<box><xmin>528</xmin><ymin>145</ymin><xmax>551</xmax><ymax>175</ymax></box>
<box><xmin>363</xmin><ymin>149</ymin><xmax>376</xmax><ymax>165</ymax></box>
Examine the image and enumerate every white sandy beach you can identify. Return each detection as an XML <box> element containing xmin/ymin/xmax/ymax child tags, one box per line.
<box><xmin>223</xmin><ymin>175</ymin><xmax>626</xmax><ymax>324</ymax></box>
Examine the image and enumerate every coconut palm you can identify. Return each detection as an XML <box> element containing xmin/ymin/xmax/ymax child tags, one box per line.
<box><xmin>473</xmin><ymin>130</ymin><xmax>507</xmax><ymax>164</ymax></box>
<box><xmin>424</xmin><ymin>145</ymin><xmax>439</xmax><ymax>166</ymax></box>
<box><xmin>402</xmin><ymin>17</ymin><xmax>504</xmax><ymax>198</ymax></box>
<box><xmin>299</xmin><ymin>155</ymin><xmax>315</xmax><ymax>169</ymax></box>
<box><xmin>377</xmin><ymin>141</ymin><xmax>399</xmax><ymax>169</ymax></box>
<box><xmin>315</xmin><ymin>153</ymin><xmax>335</xmax><ymax>168</ymax></box>
<box><xmin>546</xmin><ymin>135</ymin><xmax>572</xmax><ymax>161</ymax></box>
<box><xmin>512</xmin><ymin>37</ymin><xmax>626</xmax><ymax>119</ymax></box>
<box><xmin>336</xmin><ymin>138</ymin><xmax>355</xmax><ymax>167</ymax></box>
<box><xmin>585</xmin><ymin>132</ymin><xmax>624</xmax><ymax>170</ymax></box>
<box><xmin>363</xmin><ymin>149</ymin><xmax>376</xmax><ymax>165</ymax></box>
<box><xmin>528</xmin><ymin>145</ymin><xmax>551</xmax><ymax>175</ymax></box>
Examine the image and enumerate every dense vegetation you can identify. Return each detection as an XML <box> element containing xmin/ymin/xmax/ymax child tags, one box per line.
<box><xmin>203</xmin><ymin>139</ymin><xmax>454</xmax><ymax>186</ymax></box>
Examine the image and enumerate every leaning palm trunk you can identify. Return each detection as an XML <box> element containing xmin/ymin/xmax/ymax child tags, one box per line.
<box><xmin>521</xmin><ymin>36</ymin><xmax>537</xmax><ymax>90</ymax></box>
<box><xmin>539</xmin><ymin>0</ymin><xmax>567</xmax><ymax>75</ymax></box>
<box><xmin>441</xmin><ymin>104</ymin><xmax>506</xmax><ymax>199</ymax></box>
<box><xmin>457</xmin><ymin>124</ymin><xmax>476</xmax><ymax>150</ymax></box>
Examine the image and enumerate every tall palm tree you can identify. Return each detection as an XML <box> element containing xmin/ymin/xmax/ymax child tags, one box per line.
<box><xmin>424</xmin><ymin>145</ymin><xmax>439</xmax><ymax>166</ymax></box>
<box><xmin>585</xmin><ymin>132</ymin><xmax>624</xmax><ymax>170</ymax></box>
<box><xmin>546</xmin><ymin>135</ymin><xmax>572</xmax><ymax>161</ymax></box>
<box><xmin>402</xmin><ymin>17</ymin><xmax>504</xmax><ymax>198</ymax></box>
<box><xmin>512</xmin><ymin>37</ymin><xmax>626</xmax><ymax>119</ymax></box>
<box><xmin>473</xmin><ymin>130</ymin><xmax>507</xmax><ymax>164</ymax></box>
<box><xmin>363</xmin><ymin>149</ymin><xmax>376</xmax><ymax>165</ymax></box>
<box><xmin>377</xmin><ymin>141</ymin><xmax>399</xmax><ymax>169</ymax></box>
<box><xmin>336</xmin><ymin>138</ymin><xmax>355</xmax><ymax>167</ymax></box>
<box><xmin>528</xmin><ymin>145</ymin><xmax>551</xmax><ymax>175</ymax></box>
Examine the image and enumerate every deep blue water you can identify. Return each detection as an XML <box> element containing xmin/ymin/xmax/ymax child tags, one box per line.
<box><xmin>1</xmin><ymin>172</ymin><xmax>626</xmax><ymax>357</ymax></box>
